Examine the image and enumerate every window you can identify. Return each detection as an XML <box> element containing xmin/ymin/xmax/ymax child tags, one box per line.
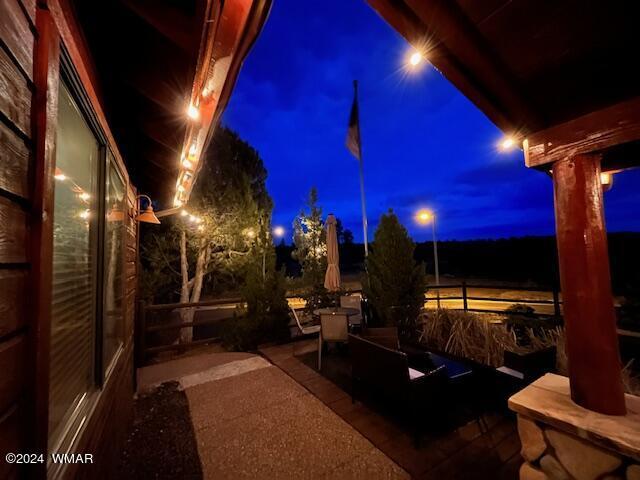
<box><xmin>49</xmin><ymin>62</ymin><xmax>128</xmax><ymax>451</ymax></box>
<box><xmin>103</xmin><ymin>153</ymin><xmax>125</xmax><ymax>372</ymax></box>
<box><xmin>50</xmin><ymin>81</ymin><xmax>100</xmax><ymax>445</ymax></box>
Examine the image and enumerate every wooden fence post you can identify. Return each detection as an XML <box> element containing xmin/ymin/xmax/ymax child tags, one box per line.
<box><xmin>553</xmin><ymin>288</ymin><xmax>561</xmax><ymax>317</ymax></box>
<box><xmin>462</xmin><ymin>281</ymin><xmax>468</xmax><ymax>312</ymax></box>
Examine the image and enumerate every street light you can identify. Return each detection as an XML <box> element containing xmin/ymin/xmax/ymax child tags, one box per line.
<box><xmin>415</xmin><ymin>209</ymin><xmax>440</xmax><ymax>308</ymax></box>
<box><xmin>498</xmin><ymin>135</ymin><xmax>516</xmax><ymax>151</ymax></box>
<box><xmin>273</xmin><ymin>226</ymin><xmax>285</xmax><ymax>238</ymax></box>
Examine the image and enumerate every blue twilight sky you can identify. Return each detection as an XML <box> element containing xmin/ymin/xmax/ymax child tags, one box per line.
<box><xmin>222</xmin><ymin>0</ymin><xmax>640</xmax><ymax>242</ymax></box>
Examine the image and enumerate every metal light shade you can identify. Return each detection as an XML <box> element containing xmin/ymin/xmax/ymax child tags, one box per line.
<box><xmin>135</xmin><ymin>205</ymin><xmax>161</xmax><ymax>224</ymax></box>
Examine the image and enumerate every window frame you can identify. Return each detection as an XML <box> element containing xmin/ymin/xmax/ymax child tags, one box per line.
<box><xmin>49</xmin><ymin>46</ymin><xmax>128</xmax><ymax>457</ymax></box>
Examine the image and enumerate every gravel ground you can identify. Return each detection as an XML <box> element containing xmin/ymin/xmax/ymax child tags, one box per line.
<box><xmin>117</xmin><ymin>382</ymin><xmax>202</xmax><ymax>479</ymax></box>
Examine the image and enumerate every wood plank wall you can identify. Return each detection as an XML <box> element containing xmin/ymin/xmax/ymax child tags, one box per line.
<box><xmin>0</xmin><ymin>0</ymin><xmax>36</xmax><ymax>477</ymax></box>
<box><xmin>0</xmin><ymin>1</ymin><xmax>138</xmax><ymax>477</ymax></box>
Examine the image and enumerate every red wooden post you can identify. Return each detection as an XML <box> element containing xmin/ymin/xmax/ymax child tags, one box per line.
<box><xmin>552</xmin><ymin>154</ymin><xmax>626</xmax><ymax>415</ymax></box>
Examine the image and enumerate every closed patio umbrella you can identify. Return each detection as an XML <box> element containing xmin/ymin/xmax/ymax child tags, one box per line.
<box><xmin>324</xmin><ymin>214</ymin><xmax>341</xmax><ymax>291</ymax></box>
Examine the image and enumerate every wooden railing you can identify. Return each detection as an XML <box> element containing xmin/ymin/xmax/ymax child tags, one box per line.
<box><xmin>136</xmin><ymin>282</ymin><xmax>563</xmax><ymax>365</ymax></box>
<box><xmin>426</xmin><ymin>282</ymin><xmax>562</xmax><ymax>317</ymax></box>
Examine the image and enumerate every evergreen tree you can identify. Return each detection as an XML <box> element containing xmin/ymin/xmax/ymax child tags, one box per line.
<box><xmin>292</xmin><ymin>188</ymin><xmax>332</xmax><ymax>311</ymax></box>
<box><xmin>364</xmin><ymin>210</ymin><xmax>426</xmax><ymax>338</ymax></box>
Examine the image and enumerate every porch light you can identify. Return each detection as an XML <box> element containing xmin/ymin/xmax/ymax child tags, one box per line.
<box><xmin>601</xmin><ymin>172</ymin><xmax>614</xmax><ymax>192</ymax></box>
<box><xmin>187</xmin><ymin>104</ymin><xmax>200</xmax><ymax>120</ymax></box>
<box><xmin>134</xmin><ymin>195</ymin><xmax>160</xmax><ymax>224</ymax></box>
<box><xmin>409</xmin><ymin>50</ymin><xmax>423</xmax><ymax>67</ymax></box>
<box><xmin>499</xmin><ymin>136</ymin><xmax>516</xmax><ymax>151</ymax></box>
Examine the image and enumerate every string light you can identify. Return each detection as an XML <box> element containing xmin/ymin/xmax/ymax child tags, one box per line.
<box><xmin>182</xmin><ymin>158</ymin><xmax>193</xmax><ymax>170</ymax></box>
<box><xmin>180</xmin><ymin>209</ymin><xmax>188</xmax><ymax>216</ymax></box>
<box><xmin>79</xmin><ymin>192</ymin><xmax>91</xmax><ymax>201</ymax></box>
<box><xmin>54</xmin><ymin>168</ymin><xmax>66</xmax><ymax>181</ymax></box>
<box><xmin>187</xmin><ymin>104</ymin><xmax>200</xmax><ymax>121</ymax></box>
<box><xmin>188</xmin><ymin>143</ymin><xmax>198</xmax><ymax>159</ymax></box>
<box><xmin>79</xmin><ymin>209</ymin><xmax>90</xmax><ymax>219</ymax></box>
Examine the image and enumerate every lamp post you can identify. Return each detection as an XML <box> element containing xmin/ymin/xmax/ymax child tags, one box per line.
<box><xmin>416</xmin><ymin>209</ymin><xmax>440</xmax><ymax>308</ymax></box>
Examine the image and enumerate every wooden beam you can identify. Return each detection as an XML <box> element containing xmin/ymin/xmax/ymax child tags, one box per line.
<box><xmin>525</xmin><ymin>96</ymin><xmax>640</xmax><ymax>168</ymax></box>
<box><xmin>405</xmin><ymin>0</ymin><xmax>540</xmax><ymax>129</ymax></box>
<box><xmin>366</xmin><ymin>0</ymin><xmax>542</xmax><ymax>133</ymax></box>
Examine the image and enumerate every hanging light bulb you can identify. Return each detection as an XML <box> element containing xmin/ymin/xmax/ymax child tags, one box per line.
<box><xmin>187</xmin><ymin>104</ymin><xmax>200</xmax><ymax>120</ymax></box>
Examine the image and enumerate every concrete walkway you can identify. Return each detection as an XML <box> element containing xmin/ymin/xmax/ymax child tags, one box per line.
<box><xmin>139</xmin><ymin>350</ymin><xmax>408</xmax><ymax>479</ymax></box>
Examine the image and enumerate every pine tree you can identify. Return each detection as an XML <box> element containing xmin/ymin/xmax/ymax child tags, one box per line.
<box><xmin>364</xmin><ymin>210</ymin><xmax>426</xmax><ymax>338</ymax></box>
<box><xmin>292</xmin><ymin>188</ymin><xmax>332</xmax><ymax>311</ymax></box>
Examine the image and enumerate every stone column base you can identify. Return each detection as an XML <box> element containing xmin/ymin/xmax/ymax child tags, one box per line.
<box><xmin>508</xmin><ymin>374</ymin><xmax>640</xmax><ymax>480</ymax></box>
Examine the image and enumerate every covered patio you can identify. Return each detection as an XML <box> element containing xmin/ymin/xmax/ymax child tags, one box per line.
<box><xmin>1</xmin><ymin>0</ymin><xmax>639</xmax><ymax>479</ymax></box>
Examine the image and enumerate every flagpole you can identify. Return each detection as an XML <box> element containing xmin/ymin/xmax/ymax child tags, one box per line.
<box><xmin>354</xmin><ymin>80</ymin><xmax>369</xmax><ymax>257</ymax></box>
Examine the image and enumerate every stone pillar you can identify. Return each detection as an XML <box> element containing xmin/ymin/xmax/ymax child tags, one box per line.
<box><xmin>552</xmin><ymin>154</ymin><xmax>625</xmax><ymax>415</ymax></box>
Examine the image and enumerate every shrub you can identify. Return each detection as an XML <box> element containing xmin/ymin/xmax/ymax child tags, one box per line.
<box><xmin>421</xmin><ymin>309</ymin><xmax>563</xmax><ymax>367</ymax></box>
<box><xmin>222</xmin><ymin>237</ymin><xmax>290</xmax><ymax>351</ymax></box>
<box><xmin>364</xmin><ymin>210</ymin><xmax>426</xmax><ymax>338</ymax></box>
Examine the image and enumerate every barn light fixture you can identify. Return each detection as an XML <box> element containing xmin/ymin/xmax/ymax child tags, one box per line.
<box><xmin>134</xmin><ymin>195</ymin><xmax>160</xmax><ymax>224</ymax></box>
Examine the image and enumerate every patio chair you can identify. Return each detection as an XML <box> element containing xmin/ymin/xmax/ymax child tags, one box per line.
<box><xmin>340</xmin><ymin>294</ymin><xmax>363</xmax><ymax>328</ymax></box>
<box><xmin>318</xmin><ymin>313</ymin><xmax>349</xmax><ymax>370</ymax></box>
<box><xmin>290</xmin><ymin>306</ymin><xmax>320</xmax><ymax>336</ymax></box>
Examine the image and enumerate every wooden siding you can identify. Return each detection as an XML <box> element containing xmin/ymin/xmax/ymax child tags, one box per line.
<box><xmin>0</xmin><ymin>1</ymin><xmax>33</xmax><ymax>476</ymax></box>
<box><xmin>0</xmin><ymin>270</ymin><xmax>27</xmax><ymax>336</ymax></box>
<box><xmin>0</xmin><ymin>1</ymin><xmax>139</xmax><ymax>477</ymax></box>
<box><xmin>0</xmin><ymin>120</ymin><xmax>30</xmax><ymax>199</ymax></box>
<box><xmin>0</xmin><ymin>0</ymin><xmax>34</xmax><ymax>80</ymax></box>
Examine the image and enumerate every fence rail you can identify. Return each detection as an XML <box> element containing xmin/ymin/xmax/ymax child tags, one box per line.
<box><xmin>136</xmin><ymin>282</ymin><xmax>564</xmax><ymax>365</ymax></box>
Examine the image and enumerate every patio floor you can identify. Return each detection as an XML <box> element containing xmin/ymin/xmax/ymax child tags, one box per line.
<box><xmin>259</xmin><ymin>340</ymin><xmax>523</xmax><ymax>480</ymax></box>
<box><xmin>121</xmin><ymin>350</ymin><xmax>409</xmax><ymax>479</ymax></box>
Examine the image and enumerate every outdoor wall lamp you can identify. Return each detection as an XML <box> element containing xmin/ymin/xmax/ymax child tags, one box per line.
<box><xmin>134</xmin><ymin>194</ymin><xmax>161</xmax><ymax>224</ymax></box>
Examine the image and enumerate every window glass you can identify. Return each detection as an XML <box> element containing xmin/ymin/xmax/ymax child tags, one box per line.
<box><xmin>104</xmin><ymin>154</ymin><xmax>125</xmax><ymax>370</ymax></box>
<box><xmin>49</xmin><ymin>82</ymin><xmax>99</xmax><ymax>445</ymax></box>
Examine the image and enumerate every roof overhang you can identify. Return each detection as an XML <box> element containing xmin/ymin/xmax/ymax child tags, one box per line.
<box><xmin>71</xmin><ymin>0</ymin><xmax>272</xmax><ymax>206</ymax></box>
<box><xmin>367</xmin><ymin>0</ymin><xmax>640</xmax><ymax>170</ymax></box>
<box><xmin>174</xmin><ymin>0</ymin><xmax>272</xmax><ymax>208</ymax></box>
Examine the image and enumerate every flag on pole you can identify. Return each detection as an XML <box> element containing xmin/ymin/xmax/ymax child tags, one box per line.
<box><xmin>345</xmin><ymin>80</ymin><xmax>369</xmax><ymax>257</ymax></box>
<box><xmin>346</xmin><ymin>80</ymin><xmax>361</xmax><ymax>160</ymax></box>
